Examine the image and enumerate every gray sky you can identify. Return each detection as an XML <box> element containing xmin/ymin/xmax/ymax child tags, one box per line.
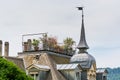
<box><xmin>0</xmin><ymin>0</ymin><xmax>120</xmax><ymax>68</ymax></box>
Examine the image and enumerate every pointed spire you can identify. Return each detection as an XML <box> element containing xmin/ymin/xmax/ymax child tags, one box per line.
<box><xmin>77</xmin><ymin>7</ymin><xmax>89</xmax><ymax>53</ymax></box>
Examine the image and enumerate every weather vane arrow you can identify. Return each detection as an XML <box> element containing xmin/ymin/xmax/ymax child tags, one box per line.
<box><xmin>77</xmin><ymin>7</ymin><xmax>83</xmax><ymax>10</ymax></box>
<box><xmin>77</xmin><ymin>7</ymin><xmax>84</xmax><ymax>17</ymax></box>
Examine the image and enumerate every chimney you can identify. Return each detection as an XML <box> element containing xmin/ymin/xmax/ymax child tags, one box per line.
<box><xmin>23</xmin><ymin>42</ymin><xmax>28</xmax><ymax>52</ymax></box>
<box><xmin>0</xmin><ymin>40</ymin><xmax>2</xmax><ymax>56</ymax></box>
<box><xmin>4</xmin><ymin>42</ymin><xmax>9</xmax><ymax>57</ymax></box>
<box><xmin>27</xmin><ymin>39</ymin><xmax>32</xmax><ymax>51</ymax></box>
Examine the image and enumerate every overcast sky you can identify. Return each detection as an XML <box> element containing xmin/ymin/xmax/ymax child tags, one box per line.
<box><xmin>0</xmin><ymin>0</ymin><xmax>120</xmax><ymax>68</ymax></box>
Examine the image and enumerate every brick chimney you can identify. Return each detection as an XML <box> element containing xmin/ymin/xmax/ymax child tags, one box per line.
<box><xmin>23</xmin><ymin>42</ymin><xmax>28</xmax><ymax>51</ymax></box>
<box><xmin>4</xmin><ymin>42</ymin><xmax>9</xmax><ymax>57</ymax></box>
<box><xmin>27</xmin><ymin>39</ymin><xmax>32</xmax><ymax>51</ymax></box>
<box><xmin>0</xmin><ymin>40</ymin><xmax>2</xmax><ymax>56</ymax></box>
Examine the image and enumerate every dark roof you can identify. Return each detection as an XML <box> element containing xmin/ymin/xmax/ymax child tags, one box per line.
<box><xmin>70</xmin><ymin>53</ymin><xmax>96</xmax><ymax>69</ymax></box>
<box><xmin>77</xmin><ymin>9</ymin><xmax>89</xmax><ymax>50</ymax></box>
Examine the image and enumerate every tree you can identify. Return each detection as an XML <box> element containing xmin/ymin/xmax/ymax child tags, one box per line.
<box><xmin>0</xmin><ymin>57</ymin><xmax>33</xmax><ymax>80</ymax></box>
<box><xmin>63</xmin><ymin>37</ymin><xmax>75</xmax><ymax>53</ymax></box>
<box><xmin>107</xmin><ymin>67</ymin><xmax>120</xmax><ymax>80</ymax></box>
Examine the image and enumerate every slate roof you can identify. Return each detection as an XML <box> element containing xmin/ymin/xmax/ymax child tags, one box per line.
<box><xmin>70</xmin><ymin>53</ymin><xmax>96</xmax><ymax>69</ymax></box>
<box><xmin>96</xmin><ymin>68</ymin><xmax>108</xmax><ymax>73</ymax></box>
<box><xmin>57</xmin><ymin>63</ymin><xmax>81</xmax><ymax>70</ymax></box>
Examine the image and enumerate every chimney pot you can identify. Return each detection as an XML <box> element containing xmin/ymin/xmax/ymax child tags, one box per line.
<box><xmin>27</xmin><ymin>39</ymin><xmax>32</xmax><ymax>51</ymax></box>
<box><xmin>0</xmin><ymin>40</ymin><xmax>2</xmax><ymax>56</ymax></box>
<box><xmin>23</xmin><ymin>42</ymin><xmax>28</xmax><ymax>52</ymax></box>
<box><xmin>4</xmin><ymin>42</ymin><xmax>9</xmax><ymax>57</ymax></box>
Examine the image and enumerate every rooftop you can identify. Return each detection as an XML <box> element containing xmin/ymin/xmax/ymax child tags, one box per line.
<box><xmin>21</xmin><ymin>33</ymin><xmax>76</xmax><ymax>56</ymax></box>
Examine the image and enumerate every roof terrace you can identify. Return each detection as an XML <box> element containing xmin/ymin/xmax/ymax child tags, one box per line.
<box><xmin>22</xmin><ymin>33</ymin><xmax>76</xmax><ymax>56</ymax></box>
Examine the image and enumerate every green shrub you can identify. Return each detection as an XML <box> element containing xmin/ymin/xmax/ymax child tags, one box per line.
<box><xmin>0</xmin><ymin>57</ymin><xmax>33</xmax><ymax>80</ymax></box>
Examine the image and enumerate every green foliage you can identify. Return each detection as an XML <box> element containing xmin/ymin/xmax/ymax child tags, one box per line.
<box><xmin>32</xmin><ymin>39</ymin><xmax>40</xmax><ymax>47</ymax></box>
<box><xmin>0</xmin><ymin>57</ymin><xmax>33</xmax><ymax>80</ymax></box>
<box><xmin>63</xmin><ymin>37</ymin><xmax>75</xmax><ymax>48</ymax></box>
<box><xmin>107</xmin><ymin>67</ymin><xmax>120</xmax><ymax>80</ymax></box>
<box><xmin>40</xmin><ymin>34</ymin><xmax>76</xmax><ymax>53</ymax></box>
<box><xmin>63</xmin><ymin>37</ymin><xmax>75</xmax><ymax>51</ymax></box>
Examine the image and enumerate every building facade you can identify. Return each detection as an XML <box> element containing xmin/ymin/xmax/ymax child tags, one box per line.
<box><xmin>0</xmin><ymin>7</ymin><xmax>108</xmax><ymax>80</ymax></box>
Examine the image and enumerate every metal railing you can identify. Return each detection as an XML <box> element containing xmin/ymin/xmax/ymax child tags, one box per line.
<box><xmin>22</xmin><ymin>33</ymin><xmax>75</xmax><ymax>56</ymax></box>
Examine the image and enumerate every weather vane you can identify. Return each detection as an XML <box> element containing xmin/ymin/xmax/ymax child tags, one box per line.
<box><xmin>77</xmin><ymin>7</ymin><xmax>84</xmax><ymax>17</ymax></box>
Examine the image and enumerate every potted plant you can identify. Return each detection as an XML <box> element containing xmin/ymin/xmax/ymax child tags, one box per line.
<box><xmin>63</xmin><ymin>37</ymin><xmax>75</xmax><ymax>54</ymax></box>
<box><xmin>32</xmin><ymin>39</ymin><xmax>40</xmax><ymax>51</ymax></box>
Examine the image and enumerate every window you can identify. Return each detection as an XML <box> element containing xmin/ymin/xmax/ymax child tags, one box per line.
<box><xmin>103</xmin><ymin>76</ymin><xmax>106</xmax><ymax>80</ymax></box>
<box><xmin>30</xmin><ymin>74</ymin><xmax>38</xmax><ymax>80</ymax></box>
<box><xmin>76</xmin><ymin>72</ymin><xmax>81</xmax><ymax>80</ymax></box>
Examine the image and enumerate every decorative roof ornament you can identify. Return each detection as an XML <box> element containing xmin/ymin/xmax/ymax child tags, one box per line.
<box><xmin>77</xmin><ymin>7</ymin><xmax>89</xmax><ymax>53</ymax></box>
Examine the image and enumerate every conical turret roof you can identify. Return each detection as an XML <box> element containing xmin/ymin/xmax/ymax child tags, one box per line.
<box><xmin>77</xmin><ymin>8</ymin><xmax>89</xmax><ymax>50</ymax></box>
